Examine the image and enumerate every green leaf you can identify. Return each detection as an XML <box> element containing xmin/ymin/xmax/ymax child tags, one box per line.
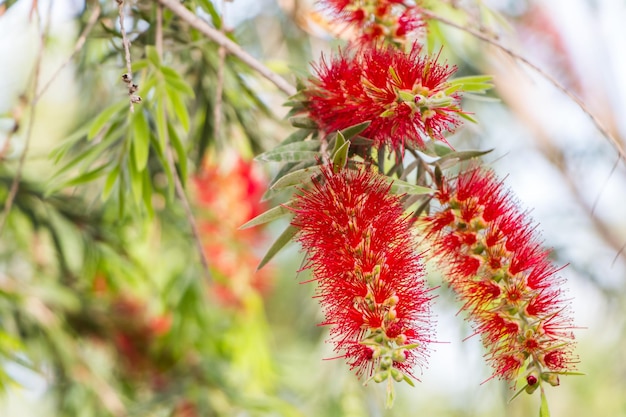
<box><xmin>338</xmin><ymin>121</ymin><xmax>371</xmax><ymax>140</ymax></box>
<box><xmin>433</xmin><ymin>143</ymin><xmax>454</xmax><ymax>157</ymax></box>
<box><xmin>332</xmin><ymin>140</ymin><xmax>350</xmax><ymax>172</ymax></box>
<box><xmin>386</xmin><ymin>178</ymin><xmax>433</xmax><ymax>195</ymax></box>
<box><xmin>330</xmin><ymin>130</ymin><xmax>346</xmax><ymax>156</ymax></box>
<box><xmin>52</xmin><ymin>129</ymin><xmax>121</xmax><ymax>179</ymax></box>
<box><xmin>142</xmin><ymin>167</ymin><xmax>154</xmax><ymax>218</ymax></box>
<box><xmin>432</xmin><ymin>148</ymin><xmax>494</xmax><ymax>164</ymax></box>
<box><xmin>146</xmin><ymin>45</ymin><xmax>161</xmax><ymax>68</ymax></box>
<box><xmin>240</xmin><ymin>203</ymin><xmax>295</xmax><ymax>230</ymax></box>
<box><xmin>131</xmin><ymin>111</ymin><xmax>150</xmax><ymax>171</ymax></box>
<box><xmin>447</xmin><ymin>75</ymin><xmax>494</xmax><ymax>94</ymax></box>
<box><xmin>260</xmin><ymin>151</ymin><xmax>319</xmax><ymax>163</ymax></box>
<box><xmin>271</xmin><ymin>166</ymin><xmax>322</xmax><ymax>190</ymax></box>
<box><xmin>459</xmin><ymin>112</ymin><xmax>479</xmax><ymax>124</ymax></box>
<box><xmin>402</xmin><ymin>374</ymin><xmax>415</xmax><ymax>387</ymax></box>
<box><xmin>156</xmin><ymin>97</ymin><xmax>168</xmax><ymax>148</ymax></box>
<box><xmin>50</xmin><ymin>122</ymin><xmax>92</xmax><ymax>163</ymax></box>
<box><xmin>161</xmin><ymin>66</ymin><xmax>195</xmax><ymax>97</ymax></box>
<box><xmin>539</xmin><ymin>388</ymin><xmax>550</xmax><ymax>417</ymax></box>
<box><xmin>166</xmin><ymin>86</ymin><xmax>190</xmax><ymax>131</ymax></box>
<box><xmin>131</xmin><ymin>59</ymin><xmax>149</xmax><ymax>72</ymax></box>
<box><xmin>87</xmin><ymin>101</ymin><xmax>127</xmax><ymax>140</ymax></box>
<box><xmin>168</xmin><ymin>124</ymin><xmax>187</xmax><ymax>185</ymax></box>
<box><xmin>102</xmin><ymin>165</ymin><xmax>120</xmax><ymax>201</ymax></box>
<box><xmin>509</xmin><ymin>384</ymin><xmax>529</xmax><ymax>403</ymax></box>
<box><xmin>278</xmin><ymin>129</ymin><xmax>313</xmax><ymax>146</ymax></box>
<box><xmin>150</xmin><ymin>133</ymin><xmax>175</xmax><ymax>200</ymax></box>
<box><xmin>128</xmin><ymin>152</ymin><xmax>143</xmax><ymax>206</ymax></box>
<box><xmin>61</xmin><ymin>165</ymin><xmax>109</xmax><ymax>188</ymax></box>
<box><xmin>288</xmin><ymin>116</ymin><xmax>318</xmax><ymax>129</ymax></box>
<box><xmin>257</xmin><ymin>224</ymin><xmax>299</xmax><ymax>270</ymax></box>
<box><xmin>256</xmin><ymin>141</ymin><xmax>321</xmax><ymax>162</ymax></box>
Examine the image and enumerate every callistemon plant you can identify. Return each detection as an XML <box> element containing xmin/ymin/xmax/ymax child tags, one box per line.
<box><xmin>290</xmin><ymin>163</ymin><xmax>434</xmax><ymax>404</ymax></box>
<box><xmin>302</xmin><ymin>44</ymin><xmax>466</xmax><ymax>152</ymax></box>
<box><xmin>246</xmin><ymin>0</ymin><xmax>580</xmax><ymax>413</ymax></box>
<box><xmin>421</xmin><ymin>168</ymin><xmax>578</xmax><ymax>390</ymax></box>
<box><xmin>318</xmin><ymin>0</ymin><xmax>425</xmax><ymax>46</ymax></box>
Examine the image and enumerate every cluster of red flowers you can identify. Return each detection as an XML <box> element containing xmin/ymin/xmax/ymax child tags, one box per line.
<box><xmin>304</xmin><ymin>44</ymin><xmax>464</xmax><ymax>151</ymax></box>
<box><xmin>421</xmin><ymin>168</ymin><xmax>577</xmax><ymax>386</ymax></box>
<box><xmin>291</xmin><ymin>165</ymin><xmax>434</xmax><ymax>383</ymax></box>
<box><xmin>319</xmin><ymin>0</ymin><xmax>425</xmax><ymax>46</ymax></box>
<box><xmin>277</xmin><ymin>0</ymin><xmax>578</xmax><ymax>400</ymax></box>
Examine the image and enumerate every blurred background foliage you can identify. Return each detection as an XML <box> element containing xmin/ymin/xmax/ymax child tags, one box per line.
<box><xmin>0</xmin><ymin>0</ymin><xmax>625</xmax><ymax>416</ymax></box>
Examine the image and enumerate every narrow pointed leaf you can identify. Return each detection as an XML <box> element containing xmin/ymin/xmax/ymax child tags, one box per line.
<box><xmin>168</xmin><ymin>124</ymin><xmax>188</xmax><ymax>184</ymax></box>
<box><xmin>256</xmin><ymin>141</ymin><xmax>321</xmax><ymax>162</ymax></box>
<box><xmin>87</xmin><ymin>101</ymin><xmax>127</xmax><ymax>140</ymax></box>
<box><xmin>338</xmin><ymin>121</ymin><xmax>371</xmax><ymax>140</ymax></box>
<box><xmin>432</xmin><ymin>148</ymin><xmax>493</xmax><ymax>164</ymax></box>
<box><xmin>257</xmin><ymin>224</ymin><xmax>298</xmax><ymax>270</ymax></box>
<box><xmin>386</xmin><ymin>177</ymin><xmax>433</xmax><ymax>195</ymax></box>
<box><xmin>271</xmin><ymin>166</ymin><xmax>322</xmax><ymax>190</ymax></box>
<box><xmin>289</xmin><ymin>116</ymin><xmax>318</xmax><ymax>129</ymax></box>
<box><xmin>240</xmin><ymin>203</ymin><xmax>294</xmax><ymax>230</ymax></box>
<box><xmin>539</xmin><ymin>388</ymin><xmax>550</xmax><ymax>417</ymax></box>
<box><xmin>132</xmin><ymin>112</ymin><xmax>150</xmax><ymax>171</ymax></box>
<box><xmin>102</xmin><ymin>165</ymin><xmax>120</xmax><ymax>201</ymax></box>
<box><xmin>278</xmin><ymin>128</ymin><xmax>313</xmax><ymax>147</ymax></box>
<box><xmin>166</xmin><ymin>85</ymin><xmax>190</xmax><ymax>131</ymax></box>
<box><xmin>332</xmin><ymin>140</ymin><xmax>350</xmax><ymax>172</ymax></box>
<box><xmin>508</xmin><ymin>384</ymin><xmax>529</xmax><ymax>403</ymax></box>
<box><xmin>330</xmin><ymin>131</ymin><xmax>346</xmax><ymax>156</ymax></box>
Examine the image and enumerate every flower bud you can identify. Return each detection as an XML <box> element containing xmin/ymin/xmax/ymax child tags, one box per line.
<box><xmin>380</xmin><ymin>356</ymin><xmax>393</xmax><ymax>370</ymax></box>
<box><xmin>392</xmin><ymin>349</ymin><xmax>407</xmax><ymax>363</ymax></box>
<box><xmin>541</xmin><ymin>372</ymin><xmax>560</xmax><ymax>387</ymax></box>
<box><xmin>373</xmin><ymin>371</ymin><xmax>388</xmax><ymax>383</ymax></box>
<box><xmin>390</xmin><ymin>368</ymin><xmax>404</xmax><ymax>382</ymax></box>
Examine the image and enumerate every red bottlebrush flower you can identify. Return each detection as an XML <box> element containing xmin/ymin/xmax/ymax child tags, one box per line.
<box><xmin>318</xmin><ymin>0</ymin><xmax>425</xmax><ymax>46</ymax></box>
<box><xmin>193</xmin><ymin>154</ymin><xmax>274</xmax><ymax>306</ymax></box>
<box><xmin>421</xmin><ymin>168</ymin><xmax>577</xmax><ymax>386</ymax></box>
<box><xmin>291</xmin><ymin>164</ymin><xmax>434</xmax><ymax>384</ymax></box>
<box><xmin>304</xmin><ymin>44</ymin><xmax>464</xmax><ymax>151</ymax></box>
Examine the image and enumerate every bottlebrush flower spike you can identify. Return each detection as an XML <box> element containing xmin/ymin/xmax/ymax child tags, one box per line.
<box><xmin>318</xmin><ymin>0</ymin><xmax>425</xmax><ymax>46</ymax></box>
<box><xmin>304</xmin><ymin>44</ymin><xmax>465</xmax><ymax>151</ymax></box>
<box><xmin>421</xmin><ymin>168</ymin><xmax>578</xmax><ymax>388</ymax></box>
<box><xmin>290</xmin><ymin>164</ymin><xmax>434</xmax><ymax>397</ymax></box>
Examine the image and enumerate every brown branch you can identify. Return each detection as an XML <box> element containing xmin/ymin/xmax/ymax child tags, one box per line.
<box><xmin>423</xmin><ymin>10</ymin><xmax>626</xmax><ymax>164</ymax></box>
<box><xmin>155</xmin><ymin>0</ymin><xmax>297</xmax><ymax>96</ymax></box>
<box><xmin>116</xmin><ymin>0</ymin><xmax>141</xmax><ymax>110</ymax></box>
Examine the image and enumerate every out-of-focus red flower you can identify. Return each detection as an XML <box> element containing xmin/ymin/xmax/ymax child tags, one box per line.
<box><xmin>304</xmin><ymin>44</ymin><xmax>464</xmax><ymax>152</ymax></box>
<box><xmin>291</xmin><ymin>164</ymin><xmax>434</xmax><ymax>383</ymax></box>
<box><xmin>319</xmin><ymin>0</ymin><xmax>425</xmax><ymax>46</ymax></box>
<box><xmin>104</xmin><ymin>296</ymin><xmax>172</xmax><ymax>379</ymax></box>
<box><xmin>422</xmin><ymin>168</ymin><xmax>577</xmax><ymax>385</ymax></box>
<box><xmin>193</xmin><ymin>155</ymin><xmax>273</xmax><ymax>306</ymax></box>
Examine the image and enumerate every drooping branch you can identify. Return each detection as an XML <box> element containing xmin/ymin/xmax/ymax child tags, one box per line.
<box><xmin>155</xmin><ymin>0</ymin><xmax>297</xmax><ymax>96</ymax></box>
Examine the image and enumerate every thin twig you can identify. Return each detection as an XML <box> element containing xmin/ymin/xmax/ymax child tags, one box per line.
<box><xmin>0</xmin><ymin>2</ymin><xmax>51</xmax><ymax>235</ymax></box>
<box><xmin>116</xmin><ymin>0</ymin><xmax>141</xmax><ymax>110</ymax></box>
<box><xmin>423</xmin><ymin>10</ymin><xmax>626</xmax><ymax>164</ymax></box>
<box><xmin>155</xmin><ymin>0</ymin><xmax>296</xmax><ymax>96</ymax></box>
<box><xmin>154</xmin><ymin>10</ymin><xmax>213</xmax><ymax>282</ymax></box>
<box><xmin>36</xmin><ymin>3</ymin><xmax>101</xmax><ymax>100</ymax></box>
